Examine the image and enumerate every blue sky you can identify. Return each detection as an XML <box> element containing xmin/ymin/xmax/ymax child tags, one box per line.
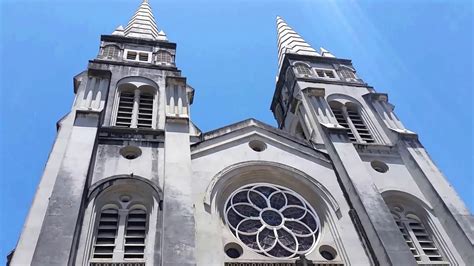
<box><xmin>0</xmin><ymin>0</ymin><xmax>472</xmax><ymax>262</ymax></box>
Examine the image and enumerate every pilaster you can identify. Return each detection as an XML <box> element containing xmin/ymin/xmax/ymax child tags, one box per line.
<box><xmin>162</xmin><ymin>118</ymin><xmax>196</xmax><ymax>265</ymax></box>
<box><xmin>31</xmin><ymin>111</ymin><xmax>101</xmax><ymax>265</ymax></box>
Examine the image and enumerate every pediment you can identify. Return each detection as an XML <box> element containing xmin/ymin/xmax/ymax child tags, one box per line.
<box><xmin>191</xmin><ymin>119</ymin><xmax>330</xmax><ymax>166</ymax></box>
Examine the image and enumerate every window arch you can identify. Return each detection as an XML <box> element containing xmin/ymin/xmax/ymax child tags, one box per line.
<box><xmin>114</xmin><ymin>77</ymin><xmax>158</xmax><ymax>129</ymax></box>
<box><xmin>329</xmin><ymin>101</ymin><xmax>374</xmax><ymax>143</ymax></box>
<box><xmin>389</xmin><ymin>204</ymin><xmax>446</xmax><ymax>264</ymax></box>
<box><xmin>205</xmin><ymin>161</ymin><xmax>345</xmax><ymax>262</ymax></box>
<box><xmin>84</xmin><ymin>178</ymin><xmax>161</xmax><ymax>266</ymax></box>
<box><xmin>102</xmin><ymin>45</ymin><xmax>120</xmax><ymax>59</ymax></box>
<box><xmin>338</xmin><ymin>66</ymin><xmax>357</xmax><ymax>81</ymax></box>
<box><xmin>156</xmin><ymin>50</ymin><xmax>173</xmax><ymax>64</ymax></box>
<box><xmin>294</xmin><ymin>63</ymin><xmax>313</xmax><ymax>76</ymax></box>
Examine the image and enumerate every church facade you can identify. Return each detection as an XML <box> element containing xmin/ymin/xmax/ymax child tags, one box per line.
<box><xmin>10</xmin><ymin>1</ymin><xmax>473</xmax><ymax>266</ymax></box>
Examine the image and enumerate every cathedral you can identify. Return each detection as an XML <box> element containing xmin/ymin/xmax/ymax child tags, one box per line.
<box><xmin>9</xmin><ymin>1</ymin><xmax>473</xmax><ymax>265</ymax></box>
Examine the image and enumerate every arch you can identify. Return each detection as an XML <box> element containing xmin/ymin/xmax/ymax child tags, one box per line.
<box><xmin>327</xmin><ymin>93</ymin><xmax>363</xmax><ymax>108</ymax></box>
<box><xmin>292</xmin><ymin>61</ymin><xmax>311</xmax><ymax>69</ymax></box>
<box><xmin>203</xmin><ymin>161</ymin><xmax>340</xmax><ymax>218</ymax></box>
<box><xmin>380</xmin><ymin>189</ymin><xmax>433</xmax><ymax>213</ymax></box>
<box><xmin>81</xmin><ymin>175</ymin><xmax>161</xmax><ymax>265</ymax></box>
<box><xmin>381</xmin><ymin>190</ymin><xmax>451</xmax><ymax>264</ymax></box>
<box><xmin>116</xmin><ymin>76</ymin><xmax>159</xmax><ymax>92</ymax></box>
<box><xmin>88</xmin><ymin>175</ymin><xmax>162</xmax><ymax>201</ymax></box>
<box><xmin>293</xmin><ymin>62</ymin><xmax>313</xmax><ymax>76</ymax></box>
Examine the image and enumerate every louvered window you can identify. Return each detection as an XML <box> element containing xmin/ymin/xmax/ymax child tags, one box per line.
<box><xmin>116</xmin><ymin>92</ymin><xmax>134</xmax><ymax>127</ymax></box>
<box><xmin>103</xmin><ymin>46</ymin><xmax>120</xmax><ymax>59</ymax></box>
<box><xmin>331</xmin><ymin>107</ymin><xmax>356</xmax><ymax>142</ymax></box>
<box><xmin>91</xmin><ymin>205</ymin><xmax>149</xmax><ymax>263</ymax></box>
<box><xmin>124</xmin><ymin>209</ymin><xmax>147</xmax><ymax>259</ymax></box>
<box><xmin>156</xmin><ymin>50</ymin><xmax>173</xmax><ymax>64</ymax></box>
<box><xmin>391</xmin><ymin>206</ymin><xmax>446</xmax><ymax>264</ymax></box>
<box><xmin>115</xmin><ymin>90</ymin><xmax>155</xmax><ymax>129</ymax></box>
<box><xmin>330</xmin><ymin>103</ymin><xmax>374</xmax><ymax>143</ymax></box>
<box><xmin>295</xmin><ymin>63</ymin><xmax>313</xmax><ymax>76</ymax></box>
<box><xmin>93</xmin><ymin>209</ymin><xmax>119</xmax><ymax>259</ymax></box>
<box><xmin>137</xmin><ymin>93</ymin><xmax>153</xmax><ymax>128</ymax></box>
<box><xmin>346</xmin><ymin>108</ymin><xmax>374</xmax><ymax>143</ymax></box>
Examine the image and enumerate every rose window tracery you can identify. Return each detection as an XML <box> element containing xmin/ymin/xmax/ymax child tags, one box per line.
<box><xmin>224</xmin><ymin>183</ymin><xmax>320</xmax><ymax>258</ymax></box>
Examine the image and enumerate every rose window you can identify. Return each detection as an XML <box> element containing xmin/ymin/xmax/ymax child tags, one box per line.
<box><xmin>224</xmin><ymin>183</ymin><xmax>320</xmax><ymax>258</ymax></box>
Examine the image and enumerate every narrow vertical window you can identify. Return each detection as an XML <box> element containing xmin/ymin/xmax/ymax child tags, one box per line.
<box><xmin>116</xmin><ymin>91</ymin><xmax>134</xmax><ymax>127</ymax></box>
<box><xmin>346</xmin><ymin>106</ymin><xmax>374</xmax><ymax>143</ymax></box>
<box><xmin>92</xmin><ymin>208</ymin><xmax>119</xmax><ymax>259</ymax></box>
<box><xmin>330</xmin><ymin>102</ymin><xmax>374</xmax><ymax>143</ymax></box>
<box><xmin>330</xmin><ymin>105</ymin><xmax>356</xmax><ymax>142</ymax></box>
<box><xmin>124</xmin><ymin>209</ymin><xmax>147</xmax><ymax>259</ymax></box>
<box><xmin>137</xmin><ymin>92</ymin><xmax>153</xmax><ymax>128</ymax></box>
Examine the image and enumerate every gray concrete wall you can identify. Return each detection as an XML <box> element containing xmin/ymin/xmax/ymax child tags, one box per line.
<box><xmin>191</xmin><ymin>125</ymin><xmax>371</xmax><ymax>265</ymax></box>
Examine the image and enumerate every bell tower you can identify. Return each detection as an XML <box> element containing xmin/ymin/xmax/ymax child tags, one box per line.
<box><xmin>271</xmin><ymin>17</ymin><xmax>473</xmax><ymax>265</ymax></box>
<box><xmin>10</xmin><ymin>1</ymin><xmax>197</xmax><ymax>265</ymax></box>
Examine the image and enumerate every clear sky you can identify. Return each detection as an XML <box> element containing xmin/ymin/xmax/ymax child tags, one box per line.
<box><xmin>0</xmin><ymin>0</ymin><xmax>472</xmax><ymax>263</ymax></box>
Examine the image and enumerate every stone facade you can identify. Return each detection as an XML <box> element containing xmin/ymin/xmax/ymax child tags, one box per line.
<box><xmin>9</xmin><ymin>1</ymin><xmax>473</xmax><ymax>266</ymax></box>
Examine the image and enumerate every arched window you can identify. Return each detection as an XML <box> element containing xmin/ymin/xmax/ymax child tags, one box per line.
<box><xmin>339</xmin><ymin>66</ymin><xmax>357</xmax><ymax>80</ymax></box>
<box><xmin>390</xmin><ymin>205</ymin><xmax>445</xmax><ymax>264</ymax></box>
<box><xmin>329</xmin><ymin>102</ymin><xmax>374</xmax><ymax>143</ymax></box>
<box><xmin>102</xmin><ymin>45</ymin><xmax>120</xmax><ymax>59</ymax></box>
<box><xmin>91</xmin><ymin>201</ymin><xmax>149</xmax><ymax>262</ymax></box>
<box><xmin>156</xmin><ymin>50</ymin><xmax>173</xmax><ymax>64</ymax></box>
<box><xmin>114</xmin><ymin>79</ymin><xmax>157</xmax><ymax>129</ymax></box>
<box><xmin>295</xmin><ymin>63</ymin><xmax>313</xmax><ymax>76</ymax></box>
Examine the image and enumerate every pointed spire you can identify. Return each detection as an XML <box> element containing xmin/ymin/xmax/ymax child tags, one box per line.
<box><xmin>122</xmin><ymin>0</ymin><xmax>161</xmax><ymax>40</ymax></box>
<box><xmin>276</xmin><ymin>16</ymin><xmax>320</xmax><ymax>70</ymax></box>
<box><xmin>112</xmin><ymin>25</ymin><xmax>124</xmax><ymax>36</ymax></box>
<box><xmin>320</xmin><ymin>47</ymin><xmax>335</xmax><ymax>58</ymax></box>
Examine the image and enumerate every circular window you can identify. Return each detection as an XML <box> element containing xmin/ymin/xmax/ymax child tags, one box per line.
<box><xmin>119</xmin><ymin>146</ymin><xmax>142</xmax><ymax>160</ymax></box>
<box><xmin>319</xmin><ymin>245</ymin><xmax>337</xmax><ymax>260</ymax></box>
<box><xmin>224</xmin><ymin>242</ymin><xmax>243</xmax><ymax>259</ymax></box>
<box><xmin>224</xmin><ymin>183</ymin><xmax>320</xmax><ymax>258</ymax></box>
<box><xmin>248</xmin><ymin>140</ymin><xmax>267</xmax><ymax>152</ymax></box>
<box><xmin>120</xmin><ymin>195</ymin><xmax>131</xmax><ymax>203</ymax></box>
<box><xmin>370</xmin><ymin>160</ymin><xmax>389</xmax><ymax>173</ymax></box>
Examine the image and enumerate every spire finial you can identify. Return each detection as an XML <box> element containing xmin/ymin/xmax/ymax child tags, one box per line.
<box><xmin>276</xmin><ymin>16</ymin><xmax>320</xmax><ymax>70</ymax></box>
<box><xmin>115</xmin><ymin>0</ymin><xmax>162</xmax><ymax>40</ymax></box>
